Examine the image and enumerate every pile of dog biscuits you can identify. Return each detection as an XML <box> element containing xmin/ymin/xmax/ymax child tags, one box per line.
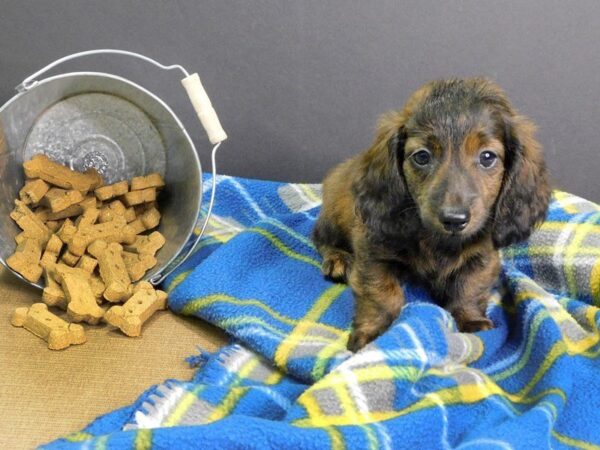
<box><xmin>7</xmin><ymin>154</ymin><xmax>169</xmax><ymax>349</ymax></box>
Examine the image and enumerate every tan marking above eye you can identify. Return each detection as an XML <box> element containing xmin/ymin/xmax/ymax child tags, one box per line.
<box><xmin>404</xmin><ymin>137</ymin><xmax>427</xmax><ymax>155</ymax></box>
<box><xmin>461</xmin><ymin>134</ymin><xmax>505</xmax><ymax>161</ymax></box>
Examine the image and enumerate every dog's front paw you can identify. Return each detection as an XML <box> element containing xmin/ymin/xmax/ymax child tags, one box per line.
<box><xmin>458</xmin><ymin>317</ymin><xmax>493</xmax><ymax>333</ymax></box>
<box><xmin>347</xmin><ymin>330</ymin><xmax>368</xmax><ymax>352</ymax></box>
<box><xmin>322</xmin><ymin>251</ymin><xmax>352</xmax><ymax>281</ymax></box>
<box><xmin>347</xmin><ymin>325</ymin><xmax>380</xmax><ymax>352</ymax></box>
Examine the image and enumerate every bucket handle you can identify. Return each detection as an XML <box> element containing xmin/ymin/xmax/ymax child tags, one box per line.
<box><xmin>17</xmin><ymin>49</ymin><xmax>190</xmax><ymax>90</ymax></box>
<box><xmin>17</xmin><ymin>48</ymin><xmax>227</xmax><ymax>144</ymax></box>
<box><xmin>17</xmin><ymin>49</ymin><xmax>227</xmax><ymax>286</ymax></box>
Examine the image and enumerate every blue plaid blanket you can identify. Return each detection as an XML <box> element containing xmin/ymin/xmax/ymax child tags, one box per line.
<box><xmin>44</xmin><ymin>176</ymin><xmax>600</xmax><ymax>449</ymax></box>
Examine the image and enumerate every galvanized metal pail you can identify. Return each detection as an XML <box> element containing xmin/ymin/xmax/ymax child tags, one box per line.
<box><xmin>0</xmin><ymin>49</ymin><xmax>227</xmax><ymax>288</ymax></box>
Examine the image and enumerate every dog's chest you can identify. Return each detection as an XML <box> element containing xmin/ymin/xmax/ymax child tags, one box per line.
<box><xmin>394</xmin><ymin>239</ymin><xmax>486</xmax><ymax>286</ymax></box>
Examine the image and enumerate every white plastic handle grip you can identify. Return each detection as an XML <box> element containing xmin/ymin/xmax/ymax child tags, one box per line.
<box><xmin>182</xmin><ymin>73</ymin><xmax>228</xmax><ymax>144</ymax></box>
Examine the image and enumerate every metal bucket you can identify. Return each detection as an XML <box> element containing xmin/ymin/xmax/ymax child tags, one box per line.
<box><xmin>0</xmin><ymin>49</ymin><xmax>227</xmax><ymax>288</ymax></box>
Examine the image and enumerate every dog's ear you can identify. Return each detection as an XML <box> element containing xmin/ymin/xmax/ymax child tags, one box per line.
<box><xmin>353</xmin><ymin>117</ymin><xmax>419</xmax><ymax>245</ymax></box>
<box><xmin>492</xmin><ymin>115</ymin><xmax>551</xmax><ymax>248</ymax></box>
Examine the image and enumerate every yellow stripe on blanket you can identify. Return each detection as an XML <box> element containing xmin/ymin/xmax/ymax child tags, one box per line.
<box><xmin>182</xmin><ymin>293</ymin><xmax>344</xmax><ymax>337</ymax></box>
<box><xmin>134</xmin><ymin>429</ymin><xmax>152</xmax><ymax>450</ymax></box>
<box><xmin>552</xmin><ymin>430</ymin><xmax>600</xmax><ymax>450</ymax></box>
<box><xmin>274</xmin><ymin>285</ymin><xmax>346</xmax><ymax>370</ymax></box>
<box><xmin>248</xmin><ymin>227</ymin><xmax>322</xmax><ymax>268</ymax></box>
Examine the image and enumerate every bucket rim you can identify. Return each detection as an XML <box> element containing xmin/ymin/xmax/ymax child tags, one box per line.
<box><xmin>0</xmin><ymin>71</ymin><xmax>204</xmax><ymax>289</ymax></box>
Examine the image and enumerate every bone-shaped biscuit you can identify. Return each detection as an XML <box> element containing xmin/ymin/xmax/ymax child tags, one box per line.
<box><xmin>128</xmin><ymin>219</ymin><xmax>147</xmax><ymax>235</ymax></box>
<box><xmin>90</xmin><ymin>275</ymin><xmax>106</xmax><ymax>302</ymax></box>
<box><xmin>42</xmin><ymin>188</ymin><xmax>84</xmax><ymax>213</ymax></box>
<box><xmin>56</xmin><ymin>218</ymin><xmax>77</xmax><ymax>244</ymax></box>
<box><xmin>88</xmin><ymin>240</ymin><xmax>131</xmax><ymax>302</ymax></box>
<box><xmin>76</xmin><ymin>255</ymin><xmax>98</xmax><ymax>274</ymax></box>
<box><xmin>68</xmin><ymin>216</ymin><xmax>136</xmax><ymax>256</ymax></box>
<box><xmin>34</xmin><ymin>208</ymin><xmax>49</xmax><ymax>222</ymax></box>
<box><xmin>11</xmin><ymin>200</ymin><xmax>51</xmax><ymax>244</ymax></box>
<box><xmin>94</xmin><ymin>180</ymin><xmax>129</xmax><ymax>202</ymax></box>
<box><xmin>124</xmin><ymin>231</ymin><xmax>166</xmax><ymax>256</ymax></box>
<box><xmin>7</xmin><ymin>238</ymin><xmax>43</xmax><ymax>283</ymax></box>
<box><xmin>140</xmin><ymin>206</ymin><xmax>161</xmax><ymax>230</ymax></box>
<box><xmin>19</xmin><ymin>179</ymin><xmax>50</xmax><ymax>205</ymax></box>
<box><xmin>98</xmin><ymin>200</ymin><xmax>137</xmax><ymax>224</ymax></box>
<box><xmin>60</xmin><ymin>251</ymin><xmax>80</xmax><ymax>267</ymax></box>
<box><xmin>39</xmin><ymin>236</ymin><xmax>66</xmax><ymax>306</ymax></box>
<box><xmin>11</xmin><ymin>303</ymin><xmax>86</xmax><ymax>350</ymax></box>
<box><xmin>99</xmin><ymin>200</ymin><xmax>125</xmax><ymax>223</ymax></box>
<box><xmin>42</xmin><ymin>264</ymin><xmax>67</xmax><ymax>308</ymax></box>
<box><xmin>103</xmin><ymin>285</ymin><xmax>167</xmax><ymax>336</ymax></box>
<box><xmin>55</xmin><ymin>266</ymin><xmax>105</xmax><ymax>324</ymax></box>
<box><xmin>15</xmin><ymin>232</ymin><xmax>27</xmax><ymax>245</ymax></box>
<box><xmin>45</xmin><ymin>196</ymin><xmax>98</xmax><ymax>221</ymax></box>
<box><xmin>40</xmin><ymin>234</ymin><xmax>63</xmax><ymax>268</ymax></box>
<box><xmin>130</xmin><ymin>173</ymin><xmax>165</xmax><ymax>191</ymax></box>
<box><xmin>43</xmin><ymin>263</ymin><xmax>88</xmax><ymax>309</ymax></box>
<box><xmin>23</xmin><ymin>154</ymin><xmax>103</xmax><ymax>192</ymax></box>
<box><xmin>122</xmin><ymin>251</ymin><xmax>157</xmax><ymax>282</ymax></box>
<box><xmin>46</xmin><ymin>220</ymin><xmax>62</xmax><ymax>232</ymax></box>
<box><xmin>75</xmin><ymin>207</ymin><xmax>100</xmax><ymax>229</ymax></box>
<box><xmin>122</xmin><ymin>188</ymin><xmax>157</xmax><ymax>207</ymax></box>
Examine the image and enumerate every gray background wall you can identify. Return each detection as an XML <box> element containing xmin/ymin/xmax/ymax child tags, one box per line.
<box><xmin>1</xmin><ymin>1</ymin><xmax>599</xmax><ymax>200</ymax></box>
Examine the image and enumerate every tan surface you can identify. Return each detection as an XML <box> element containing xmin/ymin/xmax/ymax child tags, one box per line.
<box><xmin>0</xmin><ymin>266</ymin><xmax>227</xmax><ymax>449</ymax></box>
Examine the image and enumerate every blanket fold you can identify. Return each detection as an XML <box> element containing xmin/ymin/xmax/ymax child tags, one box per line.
<box><xmin>43</xmin><ymin>176</ymin><xmax>600</xmax><ymax>450</ymax></box>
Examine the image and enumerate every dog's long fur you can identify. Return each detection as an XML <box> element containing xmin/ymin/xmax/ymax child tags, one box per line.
<box><xmin>312</xmin><ymin>78</ymin><xmax>551</xmax><ymax>352</ymax></box>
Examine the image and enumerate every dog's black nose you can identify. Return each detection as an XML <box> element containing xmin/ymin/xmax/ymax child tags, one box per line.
<box><xmin>439</xmin><ymin>208</ymin><xmax>470</xmax><ymax>232</ymax></box>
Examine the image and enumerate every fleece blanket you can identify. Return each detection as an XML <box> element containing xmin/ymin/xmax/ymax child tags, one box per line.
<box><xmin>44</xmin><ymin>176</ymin><xmax>600</xmax><ymax>449</ymax></box>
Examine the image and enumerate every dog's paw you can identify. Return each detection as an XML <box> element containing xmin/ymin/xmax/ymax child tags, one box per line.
<box><xmin>347</xmin><ymin>330</ymin><xmax>368</xmax><ymax>352</ymax></box>
<box><xmin>347</xmin><ymin>326</ymin><xmax>379</xmax><ymax>352</ymax></box>
<box><xmin>321</xmin><ymin>252</ymin><xmax>352</xmax><ymax>281</ymax></box>
<box><xmin>458</xmin><ymin>317</ymin><xmax>494</xmax><ymax>333</ymax></box>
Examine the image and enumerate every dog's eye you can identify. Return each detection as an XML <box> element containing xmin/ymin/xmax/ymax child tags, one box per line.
<box><xmin>479</xmin><ymin>150</ymin><xmax>498</xmax><ymax>169</ymax></box>
<box><xmin>411</xmin><ymin>149</ymin><xmax>432</xmax><ymax>167</ymax></box>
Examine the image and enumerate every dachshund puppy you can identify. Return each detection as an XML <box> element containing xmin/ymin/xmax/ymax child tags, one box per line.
<box><xmin>312</xmin><ymin>78</ymin><xmax>551</xmax><ymax>352</ymax></box>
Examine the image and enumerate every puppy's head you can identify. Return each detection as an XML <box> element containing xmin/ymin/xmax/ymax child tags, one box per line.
<box><xmin>354</xmin><ymin>78</ymin><xmax>551</xmax><ymax>248</ymax></box>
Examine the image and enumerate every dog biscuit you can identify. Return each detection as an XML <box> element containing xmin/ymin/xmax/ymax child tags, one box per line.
<box><xmin>45</xmin><ymin>195</ymin><xmax>98</xmax><ymax>221</ymax></box>
<box><xmin>124</xmin><ymin>231</ymin><xmax>166</xmax><ymax>256</ymax></box>
<box><xmin>124</xmin><ymin>206</ymin><xmax>137</xmax><ymax>222</ymax></box>
<box><xmin>40</xmin><ymin>234</ymin><xmax>63</xmax><ymax>268</ymax></box>
<box><xmin>68</xmin><ymin>216</ymin><xmax>136</xmax><ymax>256</ymax></box>
<box><xmin>56</xmin><ymin>218</ymin><xmax>77</xmax><ymax>244</ymax></box>
<box><xmin>40</xmin><ymin>262</ymin><xmax>67</xmax><ymax>308</ymax></box>
<box><xmin>42</xmin><ymin>188</ymin><xmax>85</xmax><ymax>213</ymax></box>
<box><xmin>11</xmin><ymin>200</ymin><xmax>51</xmax><ymax>244</ymax></box>
<box><xmin>128</xmin><ymin>219</ymin><xmax>146</xmax><ymax>235</ymax></box>
<box><xmin>130</xmin><ymin>173</ymin><xmax>165</xmax><ymax>191</ymax></box>
<box><xmin>122</xmin><ymin>251</ymin><xmax>157</xmax><ymax>282</ymax></box>
<box><xmin>122</xmin><ymin>188</ymin><xmax>157</xmax><ymax>207</ymax></box>
<box><xmin>23</xmin><ymin>154</ymin><xmax>103</xmax><ymax>192</ymax></box>
<box><xmin>90</xmin><ymin>275</ymin><xmax>106</xmax><ymax>301</ymax></box>
<box><xmin>56</xmin><ymin>268</ymin><xmax>105</xmax><ymax>325</ymax></box>
<box><xmin>99</xmin><ymin>200</ymin><xmax>126</xmax><ymax>223</ymax></box>
<box><xmin>7</xmin><ymin>238</ymin><xmax>43</xmax><ymax>283</ymax></box>
<box><xmin>140</xmin><ymin>206</ymin><xmax>161</xmax><ymax>230</ymax></box>
<box><xmin>88</xmin><ymin>240</ymin><xmax>131</xmax><ymax>302</ymax></box>
<box><xmin>34</xmin><ymin>208</ymin><xmax>49</xmax><ymax>222</ymax></box>
<box><xmin>60</xmin><ymin>250</ymin><xmax>80</xmax><ymax>267</ymax></box>
<box><xmin>15</xmin><ymin>232</ymin><xmax>27</xmax><ymax>245</ymax></box>
<box><xmin>103</xmin><ymin>285</ymin><xmax>167</xmax><ymax>336</ymax></box>
<box><xmin>19</xmin><ymin>179</ymin><xmax>50</xmax><ymax>205</ymax></box>
<box><xmin>11</xmin><ymin>303</ymin><xmax>86</xmax><ymax>350</ymax></box>
<box><xmin>75</xmin><ymin>207</ymin><xmax>100</xmax><ymax>229</ymax></box>
<box><xmin>45</xmin><ymin>220</ymin><xmax>62</xmax><ymax>232</ymax></box>
<box><xmin>95</xmin><ymin>180</ymin><xmax>129</xmax><ymax>201</ymax></box>
<box><xmin>76</xmin><ymin>255</ymin><xmax>98</xmax><ymax>274</ymax></box>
